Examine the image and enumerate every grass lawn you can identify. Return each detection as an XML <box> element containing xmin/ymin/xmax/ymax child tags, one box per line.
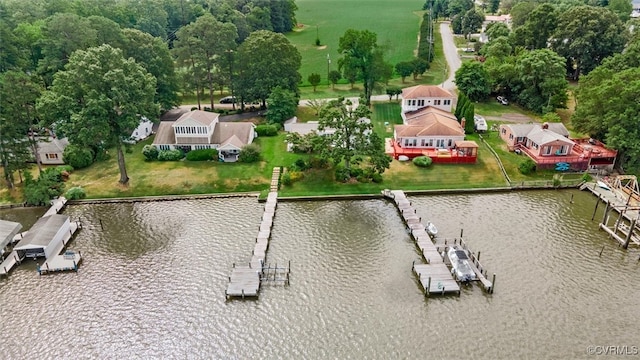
<box><xmin>289</xmin><ymin>0</ymin><xmax>425</xmax><ymax>86</ymax></box>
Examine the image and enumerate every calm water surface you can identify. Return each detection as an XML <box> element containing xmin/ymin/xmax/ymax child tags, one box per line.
<box><xmin>1</xmin><ymin>191</ymin><xmax>638</xmax><ymax>359</ymax></box>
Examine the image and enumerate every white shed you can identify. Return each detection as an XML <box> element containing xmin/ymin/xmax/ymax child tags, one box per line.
<box><xmin>130</xmin><ymin>117</ymin><xmax>154</xmax><ymax>141</ymax></box>
<box><xmin>13</xmin><ymin>214</ymin><xmax>70</xmax><ymax>259</ymax></box>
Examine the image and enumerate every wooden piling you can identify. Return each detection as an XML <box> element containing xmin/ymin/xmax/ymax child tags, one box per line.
<box><xmin>570</xmin><ymin>194</ymin><xmax>574</xmax><ymax>204</ymax></box>
<box><xmin>623</xmin><ymin>218</ymin><xmax>637</xmax><ymax>249</ymax></box>
<box><xmin>601</xmin><ymin>202</ymin><xmax>611</xmax><ymax>225</ymax></box>
<box><xmin>491</xmin><ymin>273</ymin><xmax>496</xmax><ymax>294</ymax></box>
<box><xmin>477</xmin><ymin>251</ymin><xmax>481</xmax><ymax>262</ymax></box>
<box><xmin>426</xmin><ymin>277</ymin><xmax>431</xmax><ymax>296</ymax></box>
<box><xmin>460</xmin><ymin>229</ymin><xmax>464</xmax><ymax>238</ymax></box>
<box><xmin>99</xmin><ymin>219</ymin><xmax>104</xmax><ymax>230</ymax></box>
<box><xmin>591</xmin><ymin>195</ymin><xmax>601</xmax><ymax>221</ymax></box>
<box><xmin>599</xmin><ymin>245</ymin><xmax>605</xmax><ymax>257</ymax></box>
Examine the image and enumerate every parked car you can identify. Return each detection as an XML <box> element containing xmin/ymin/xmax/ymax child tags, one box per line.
<box><xmin>473</xmin><ymin>115</ymin><xmax>488</xmax><ymax>132</ymax></box>
<box><xmin>496</xmin><ymin>96</ymin><xmax>509</xmax><ymax>105</ymax></box>
<box><xmin>220</xmin><ymin>96</ymin><xmax>237</xmax><ymax>104</ymax></box>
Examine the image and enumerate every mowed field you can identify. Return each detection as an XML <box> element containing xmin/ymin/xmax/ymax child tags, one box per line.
<box><xmin>288</xmin><ymin>0</ymin><xmax>426</xmax><ymax>86</ymax></box>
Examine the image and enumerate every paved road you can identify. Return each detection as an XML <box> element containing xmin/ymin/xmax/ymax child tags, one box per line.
<box><xmin>439</xmin><ymin>22</ymin><xmax>461</xmax><ymax>91</ymax></box>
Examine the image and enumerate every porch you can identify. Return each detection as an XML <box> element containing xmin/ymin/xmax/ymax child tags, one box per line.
<box><xmin>516</xmin><ymin>140</ymin><xmax>616</xmax><ymax>171</ymax></box>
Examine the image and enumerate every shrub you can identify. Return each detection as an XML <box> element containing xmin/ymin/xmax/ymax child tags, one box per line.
<box><xmin>56</xmin><ymin>165</ymin><xmax>74</xmax><ymax>173</ymax></box>
<box><xmin>293</xmin><ymin>158</ymin><xmax>309</xmax><ymax>171</ymax></box>
<box><xmin>289</xmin><ymin>171</ymin><xmax>304</xmax><ymax>182</ymax></box>
<box><xmin>158</xmin><ymin>149</ymin><xmax>184</xmax><ymax>161</ymax></box>
<box><xmin>142</xmin><ymin>145</ymin><xmax>159</xmax><ymax>161</ymax></box>
<box><xmin>519</xmin><ymin>158</ymin><xmax>536</xmax><ymax>174</ymax></box>
<box><xmin>255</xmin><ymin>124</ymin><xmax>278</xmax><ymax>136</ymax></box>
<box><xmin>65</xmin><ymin>186</ymin><xmax>86</xmax><ymax>200</ymax></box>
<box><xmin>281</xmin><ymin>172</ymin><xmax>292</xmax><ymax>186</ymax></box>
<box><xmin>23</xmin><ymin>168</ymin><xmax>65</xmax><ymax>206</ymax></box>
<box><xmin>238</xmin><ymin>144</ymin><xmax>261</xmax><ymax>163</ymax></box>
<box><xmin>371</xmin><ymin>173</ymin><xmax>383</xmax><ymax>183</ymax></box>
<box><xmin>356</xmin><ymin>174</ymin><xmax>370</xmax><ymax>183</ymax></box>
<box><xmin>581</xmin><ymin>173</ymin><xmax>592</xmax><ymax>182</ymax></box>
<box><xmin>334</xmin><ymin>166</ymin><xmax>351</xmax><ymax>182</ymax></box>
<box><xmin>413</xmin><ymin>156</ymin><xmax>433</xmax><ymax>168</ymax></box>
<box><xmin>186</xmin><ymin>148</ymin><xmax>218</xmax><ymax>161</ymax></box>
<box><xmin>62</xmin><ymin>144</ymin><xmax>94</xmax><ymax>169</ymax></box>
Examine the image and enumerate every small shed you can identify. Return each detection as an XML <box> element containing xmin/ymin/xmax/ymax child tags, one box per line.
<box><xmin>0</xmin><ymin>219</ymin><xmax>22</xmax><ymax>252</ymax></box>
<box><xmin>13</xmin><ymin>214</ymin><xmax>70</xmax><ymax>259</ymax></box>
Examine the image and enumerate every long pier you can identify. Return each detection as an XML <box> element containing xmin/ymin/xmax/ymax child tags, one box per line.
<box><xmin>383</xmin><ymin>190</ymin><xmax>460</xmax><ymax>296</ymax></box>
<box><xmin>226</xmin><ymin>168</ymin><xmax>288</xmax><ymax>299</ymax></box>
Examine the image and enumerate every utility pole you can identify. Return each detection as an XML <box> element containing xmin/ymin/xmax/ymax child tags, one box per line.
<box><xmin>327</xmin><ymin>53</ymin><xmax>331</xmax><ymax>86</ymax></box>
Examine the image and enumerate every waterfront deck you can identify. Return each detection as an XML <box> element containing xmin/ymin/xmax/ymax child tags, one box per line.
<box><xmin>383</xmin><ymin>189</ymin><xmax>460</xmax><ymax>295</ymax></box>
<box><xmin>226</xmin><ymin>168</ymin><xmax>286</xmax><ymax>299</ymax></box>
<box><xmin>0</xmin><ymin>251</ymin><xmax>23</xmax><ymax>276</ymax></box>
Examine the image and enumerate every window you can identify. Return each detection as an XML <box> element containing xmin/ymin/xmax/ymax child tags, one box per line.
<box><xmin>509</xmin><ymin>134</ymin><xmax>513</xmax><ymax>140</ymax></box>
<box><xmin>447</xmin><ymin>139</ymin><xmax>452</xmax><ymax>147</ymax></box>
<box><xmin>418</xmin><ymin>99</ymin><xmax>424</xmax><ymax>107</ymax></box>
<box><xmin>543</xmin><ymin>146</ymin><xmax>552</xmax><ymax>155</ymax></box>
<box><xmin>444</xmin><ymin>100</ymin><xmax>451</xmax><ymax>105</ymax></box>
<box><xmin>420</xmin><ymin>139</ymin><xmax>426</xmax><ymax>147</ymax></box>
<box><xmin>502</xmin><ymin>128</ymin><xmax>506</xmax><ymax>134</ymax></box>
<box><xmin>516</xmin><ymin>136</ymin><xmax>524</xmax><ymax>143</ymax></box>
<box><xmin>429</xmin><ymin>139</ymin><xmax>433</xmax><ymax>147</ymax></box>
<box><xmin>46</xmin><ymin>153</ymin><xmax>58</xmax><ymax>159</ymax></box>
<box><xmin>159</xmin><ymin>145</ymin><xmax>170</xmax><ymax>151</ymax></box>
<box><xmin>411</xmin><ymin>139</ymin><xmax>417</xmax><ymax>146</ymax></box>
<box><xmin>434</xmin><ymin>99</ymin><xmax>441</xmax><ymax>105</ymax></box>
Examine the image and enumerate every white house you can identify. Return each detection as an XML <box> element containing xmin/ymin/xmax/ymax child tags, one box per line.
<box><xmin>394</xmin><ymin>107</ymin><xmax>465</xmax><ymax>149</ymax></box>
<box><xmin>13</xmin><ymin>214</ymin><xmax>70</xmax><ymax>259</ymax></box>
<box><xmin>400</xmin><ymin>85</ymin><xmax>455</xmax><ymax>117</ymax></box>
<box><xmin>130</xmin><ymin>117</ymin><xmax>154</xmax><ymax>141</ymax></box>
<box><xmin>152</xmin><ymin>110</ymin><xmax>256</xmax><ymax>162</ymax></box>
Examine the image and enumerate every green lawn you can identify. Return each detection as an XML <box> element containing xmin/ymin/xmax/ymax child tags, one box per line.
<box><xmin>289</xmin><ymin>0</ymin><xmax>425</xmax><ymax>87</ymax></box>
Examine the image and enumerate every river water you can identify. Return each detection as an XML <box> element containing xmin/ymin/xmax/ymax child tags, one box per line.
<box><xmin>1</xmin><ymin>190</ymin><xmax>638</xmax><ymax>359</ymax></box>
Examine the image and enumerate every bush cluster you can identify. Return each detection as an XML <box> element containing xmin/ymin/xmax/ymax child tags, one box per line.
<box><xmin>255</xmin><ymin>124</ymin><xmax>278</xmax><ymax>136</ymax></box>
<box><xmin>65</xmin><ymin>186</ymin><xmax>86</xmax><ymax>200</ymax></box>
<box><xmin>334</xmin><ymin>166</ymin><xmax>383</xmax><ymax>183</ymax></box>
<box><xmin>238</xmin><ymin>144</ymin><xmax>261</xmax><ymax>163</ymax></box>
<box><xmin>142</xmin><ymin>145</ymin><xmax>159</xmax><ymax>161</ymax></box>
<box><xmin>158</xmin><ymin>149</ymin><xmax>184</xmax><ymax>161</ymax></box>
<box><xmin>24</xmin><ymin>168</ymin><xmax>66</xmax><ymax>206</ymax></box>
<box><xmin>63</xmin><ymin>144</ymin><xmax>94</xmax><ymax>169</ymax></box>
<box><xmin>412</xmin><ymin>156</ymin><xmax>433</xmax><ymax>167</ymax></box>
<box><xmin>186</xmin><ymin>148</ymin><xmax>218</xmax><ymax>161</ymax></box>
<box><xmin>519</xmin><ymin>159</ymin><xmax>536</xmax><ymax>174</ymax></box>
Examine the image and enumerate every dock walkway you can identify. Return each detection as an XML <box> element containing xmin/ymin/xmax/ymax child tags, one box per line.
<box><xmin>38</xmin><ymin>221</ymin><xmax>82</xmax><ymax>275</ymax></box>
<box><xmin>226</xmin><ymin>168</ymin><xmax>283</xmax><ymax>299</ymax></box>
<box><xmin>383</xmin><ymin>190</ymin><xmax>460</xmax><ymax>296</ymax></box>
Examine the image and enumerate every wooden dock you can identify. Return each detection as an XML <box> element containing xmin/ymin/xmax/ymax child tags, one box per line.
<box><xmin>582</xmin><ymin>181</ymin><xmax>640</xmax><ymax>249</ymax></box>
<box><xmin>383</xmin><ymin>189</ymin><xmax>460</xmax><ymax>296</ymax></box>
<box><xmin>0</xmin><ymin>251</ymin><xmax>23</xmax><ymax>276</ymax></box>
<box><xmin>226</xmin><ymin>168</ymin><xmax>284</xmax><ymax>299</ymax></box>
<box><xmin>434</xmin><ymin>238</ymin><xmax>495</xmax><ymax>292</ymax></box>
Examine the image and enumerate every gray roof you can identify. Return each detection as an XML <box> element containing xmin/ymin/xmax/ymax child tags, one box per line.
<box><xmin>503</xmin><ymin>123</ymin><xmax>572</xmax><ymax>144</ymax></box>
<box><xmin>152</xmin><ymin>122</ymin><xmax>176</xmax><ymax>145</ymax></box>
<box><xmin>527</xmin><ymin>127</ymin><xmax>574</xmax><ymax>145</ymax></box>
<box><xmin>38</xmin><ymin>137</ymin><xmax>69</xmax><ymax>154</ymax></box>
<box><xmin>175</xmin><ymin>110</ymin><xmax>219</xmax><ymax>126</ymax></box>
<box><xmin>212</xmin><ymin>122</ymin><xmax>254</xmax><ymax>148</ymax></box>
<box><xmin>14</xmin><ymin>214</ymin><xmax>68</xmax><ymax>250</ymax></box>
<box><xmin>504</xmin><ymin>124</ymin><xmax>536</xmax><ymax>137</ymax></box>
<box><xmin>0</xmin><ymin>219</ymin><xmax>22</xmax><ymax>249</ymax></box>
<box><xmin>545</xmin><ymin>123</ymin><xmax>570</xmax><ymax>137</ymax></box>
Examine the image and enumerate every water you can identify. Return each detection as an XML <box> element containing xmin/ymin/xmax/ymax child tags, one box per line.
<box><xmin>1</xmin><ymin>191</ymin><xmax>638</xmax><ymax>359</ymax></box>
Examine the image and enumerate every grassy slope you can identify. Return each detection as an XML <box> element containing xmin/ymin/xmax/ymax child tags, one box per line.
<box><xmin>289</xmin><ymin>0</ymin><xmax>425</xmax><ymax>87</ymax></box>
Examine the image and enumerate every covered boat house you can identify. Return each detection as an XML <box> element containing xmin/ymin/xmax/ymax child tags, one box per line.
<box><xmin>0</xmin><ymin>219</ymin><xmax>22</xmax><ymax>257</ymax></box>
<box><xmin>13</xmin><ymin>214</ymin><xmax>71</xmax><ymax>259</ymax></box>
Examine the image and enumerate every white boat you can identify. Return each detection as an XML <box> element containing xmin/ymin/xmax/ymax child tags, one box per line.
<box><xmin>426</xmin><ymin>222</ymin><xmax>438</xmax><ymax>237</ymax></box>
<box><xmin>447</xmin><ymin>247</ymin><xmax>477</xmax><ymax>283</ymax></box>
<box><xmin>398</xmin><ymin>155</ymin><xmax>410</xmax><ymax>162</ymax></box>
<box><xmin>596</xmin><ymin>181</ymin><xmax>610</xmax><ymax>191</ymax></box>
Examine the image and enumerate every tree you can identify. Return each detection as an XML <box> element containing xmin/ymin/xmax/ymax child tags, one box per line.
<box><xmin>484</xmin><ymin>22</ymin><xmax>510</xmax><ymax>42</ymax></box>
<box><xmin>386</xmin><ymin>86</ymin><xmax>402</xmax><ymax>101</ymax></box>
<box><xmin>574</xmin><ymin>67</ymin><xmax>640</xmax><ymax>173</ymax></box>
<box><xmin>510</xmin><ymin>2</ymin><xmax>536</xmax><ymax>29</ymax></box>
<box><xmin>512</xmin><ymin>3</ymin><xmax>558</xmax><ymax>50</ymax></box>
<box><xmin>550</xmin><ymin>6</ymin><xmax>627</xmax><ymax>80</ymax></box>
<box><xmin>38</xmin><ymin>13</ymin><xmax>98</xmax><ymax>85</ymax></box>
<box><xmin>308</xmin><ymin>73</ymin><xmax>321</xmax><ymax>92</ymax></box>
<box><xmin>608</xmin><ymin>0</ymin><xmax>632</xmax><ymax>22</ymax></box>
<box><xmin>0</xmin><ymin>71</ymin><xmax>42</xmax><ymax>188</ymax></box>
<box><xmin>38</xmin><ymin>45</ymin><xmax>159</xmax><ymax>184</ymax></box>
<box><xmin>121</xmin><ymin>29</ymin><xmax>179</xmax><ymax>111</ymax></box>
<box><xmin>461</xmin><ymin>9</ymin><xmax>484</xmax><ymax>39</ymax></box>
<box><xmin>173</xmin><ymin>13</ymin><xmax>238</xmax><ymax>110</ymax></box>
<box><xmin>488</xmin><ymin>0</ymin><xmax>500</xmax><ymax>13</ymax></box>
<box><xmin>455</xmin><ymin>92</ymin><xmax>469</xmax><ymax>120</ymax></box>
<box><xmin>266</xmin><ymin>86</ymin><xmax>299</xmax><ymax>125</ymax></box>
<box><xmin>306</xmin><ymin>99</ymin><xmax>327</xmax><ymax>116</ymax></box>
<box><xmin>395</xmin><ymin>61</ymin><xmax>414</xmax><ymax>83</ymax></box>
<box><xmin>411</xmin><ymin>58</ymin><xmax>429</xmax><ymax>80</ymax></box>
<box><xmin>236</xmin><ymin>30</ymin><xmax>301</xmax><ymax>107</ymax></box>
<box><xmin>481</xmin><ymin>36</ymin><xmax>512</xmax><ymax>59</ymax></box>
<box><xmin>317</xmin><ymin>98</ymin><xmax>384</xmax><ymax>173</ymax></box>
<box><xmin>463</xmin><ymin>102</ymin><xmax>475</xmax><ymax>134</ymax></box>
<box><xmin>454</xmin><ymin>61</ymin><xmax>491</xmax><ymax>101</ymax></box>
<box><xmin>513</xmin><ymin>49</ymin><xmax>568</xmax><ymax>113</ymax></box>
<box><xmin>448</xmin><ymin>0</ymin><xmax>474</xmax><ymax>18</ymax></box>
<box><xmin>328</xmin><ymin>70</ymin><xmax>341</xmax><ymax>89</ymax></box>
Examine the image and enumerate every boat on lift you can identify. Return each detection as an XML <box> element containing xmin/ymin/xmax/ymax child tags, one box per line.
<box><xmin>447</xmin><ymin>247</ymin><xmax>477</xmax><ymax>283</ymax></box>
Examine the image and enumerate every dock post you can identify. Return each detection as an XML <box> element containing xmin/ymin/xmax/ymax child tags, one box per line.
<box><xmin>614</xmin><ymin>211</ymin><xmax>623</xmax><ymax>233</ymax></box>
<box><xmin>491</xmin><ymin>273</ymin><xmax>496</xmax><ymax>294</ymax></box>
<box><xmin>599</xmin><ymin>245</ymin><xmax>605</xmax><ymax>257</ymax></box>
<box><xmin>427</xmin><ymin>277</ymin><xmax>431</xmax><ymax>296</ymax></box>
<box><xmin>591</xmin><ymin>196</ymin><xmax>601</xmax><ymax>221</ymax></box>
<box><xmin>99</xmin><ymin>219</ymin><xmax>104</xmax><ymax>230</ymax></box>
<box><xmin>477</xmin><ymin>251</ymin><xmax>481</xmax><ymax>262</ymax></box>
<box><xmin>601</xmin><ymin>202</ymin><xmax>610</xmax><ymax>225</ymax></box>
<box><xmin>288</xmin><ymin>260</ymin><xmax>291</xmax><ymax>273</ymax></box>
<box><xmin>441</xmin><ymin>286</ymin><xmax>445</xmax><ymax>296</ymax></box>
<box><xmin>460</xmin><ymin>228</ymin><xmax>464</xmax><ymax>238</ymax></box>
<box><xmin>570</xmin><ymin>194</ymin><xmax>574</xmax><ymax>204</ymax></box>
<box><xmin>623</xmin><ymin>218</ymin><xmax>636</xmax><ymax>249</ymax></box>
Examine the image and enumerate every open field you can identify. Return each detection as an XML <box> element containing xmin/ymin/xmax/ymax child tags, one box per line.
<box><xmin>289</xmin><ymin>0</ymin><xmax>425</xmax><ymax>87</ymax></box>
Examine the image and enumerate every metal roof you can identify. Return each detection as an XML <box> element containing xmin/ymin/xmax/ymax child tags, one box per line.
<box><xmin>0</xmin><ymin>219</ymin><xmax>22</xmax><ymax>249</ymax></box>
<box><xmin>13</xmin><ymin>214</ymin><xmax>68</xmax><ymax>250</ymax></box>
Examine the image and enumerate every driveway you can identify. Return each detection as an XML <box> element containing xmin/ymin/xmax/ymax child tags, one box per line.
<box><xmin>439</xmin><ymin>22</ymin><xmax>461</xmax><ymax>91</ymax></box>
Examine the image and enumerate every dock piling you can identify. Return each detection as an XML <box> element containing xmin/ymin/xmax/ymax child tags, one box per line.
<box><xmin>426</xmin><ymin>277</ymin><xmax>431</xmax><ymax>296</ymax></box>
<box><xmin>491</xmin><ymin>273</ymin><xmax>496</xmax><ymax>293</ymax></box>
<box><xmin>99</xmin><ymin>219</ymin><xmax>104</xmax><ymax>230</ymax></box>
<box><xmin>599</xmin><ymin>245</ymin><xmax>605</xmax><ymax>257</ymax></box>
<box><xmin>460</xmin><ymin>229</ymin><xmax>464</xmax><ymax>238</ymax></box>
<box><xmin>623</xmin><ymin>218</ymin><xmax>636</xmax><ymax>249</ymax></box>
<box><xmin>591</xmin><ymin>196</ymin><xmax>601</xmax><ymax>221</ymax></box>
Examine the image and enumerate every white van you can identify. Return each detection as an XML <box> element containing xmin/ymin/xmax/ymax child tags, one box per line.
<box><xmin>474</xmin><ymin>115</ymin><xmax>488</xmax><ymax>132</ymax></box>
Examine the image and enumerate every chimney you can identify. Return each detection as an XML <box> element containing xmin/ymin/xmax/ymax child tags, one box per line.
<box><xmin>542</xmin><ymin>122</ymin><xmax>549</xmax><ymax>130</ymax></box>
